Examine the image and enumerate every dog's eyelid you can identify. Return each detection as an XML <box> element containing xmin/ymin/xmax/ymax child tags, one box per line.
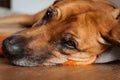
<box><xmin>62</xmin><ymin>39</ymin><xmax>76</xmax><ymax>49</ymax></box>
<box><xmin>52</xmin><ymin>9</ymin><xmax>58</xmax><ymax>16</ymax></box>
<box><xmin>63</xmin><ymin>33</ymin><xmax>79</xmax><ymax>40</ymax></box>
<box><xmin>62</xmin><ymin>34</ymin><xmax>78</xmax><ymax>49</ymax></box>
<box><xmin>47</xmin><ymin>7</ymin><xmax>58</xmax><ymax>15</ymax></box>
<box><xmin>46</xmin><ymin>9</ymin><xmax>53</xmax><ymax>16</ymax></box>
<box><xmin>52</xmin><ymin>7</ymin><xmax>61</xmax><ymax>19</ymax></box>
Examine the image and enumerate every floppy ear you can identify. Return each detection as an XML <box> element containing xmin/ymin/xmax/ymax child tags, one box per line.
<box><xmin>111</xmin><ymin>9</ymin><xmax>120</xmax><ymax>19</ymax></box>
<box><xmin>102</xmin><ymin>9</ymin><xmax>120</xmax><ymax>46</ymax></box>
<box><xmin>104</xmin><ymin>23</ymin><xmax>120</xmax><ymax>46</ymax></box>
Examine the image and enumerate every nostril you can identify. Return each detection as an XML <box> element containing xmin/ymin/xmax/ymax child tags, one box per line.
<box><xmin>2</xmin><ymin>36</ymin><xmax>27</xmax><ymax>56</ymax></box>
<box><xmin>3</xmin><ymin>36</ymin><xmax>26</xmax><ymax>46</ymax></box>
<box><xmin>2</xmin><ymin>36</ymin><xmax>15</xmax><ymax>51</ymax></box>
<box><xmin>5</xmin><ymin>36</ymin><xmax>16</xmax><ymax>45</ymax></box>
<box><xmin>2</xmin><ymin>37</ymin><xmax>16</xmax><ymax>53</ymax></box>
<box><xmin>2</xmin><ymin>36</ymin><xmax>15</xmax><ymax>48</ymax></box>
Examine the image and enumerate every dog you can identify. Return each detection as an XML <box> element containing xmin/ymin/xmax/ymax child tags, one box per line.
<box><xmin>0</xmin><ymin>0</ymin><xmax>120</xmax><ymax>66</ymax></box>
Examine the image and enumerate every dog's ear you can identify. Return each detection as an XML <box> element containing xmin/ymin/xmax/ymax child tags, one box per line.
<box><xmin>101</xmin><ymin>9</ymin><xmax>120</xmax><ymax>46</ymax></box>
<box><xmin>111</xmin><ymin>9</ymin><xmax>120</xmax><ymax>19</ymax></box>
<box><xmin>103</xmin><ymin>23</ymin><xmax>120</xmax><ymax>46</ymax></box>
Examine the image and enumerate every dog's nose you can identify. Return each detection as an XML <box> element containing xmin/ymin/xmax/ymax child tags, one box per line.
<box><xmin>2</xmin><ymin>36</ymin><xmax>26</xmax><ymax>56</ymax></box>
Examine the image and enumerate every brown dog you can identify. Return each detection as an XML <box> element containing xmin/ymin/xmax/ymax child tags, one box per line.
<box><xmin>1</xmin><ymin>0</ymin><xmax>120</xmax><ymax>66</ymax></box>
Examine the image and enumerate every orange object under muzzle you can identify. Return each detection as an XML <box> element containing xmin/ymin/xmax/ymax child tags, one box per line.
<box><xmin>0</xmin><ymin>36</ymin><xmax>8</xmax><ymax>55</ymax></box>
<box><xmin>63</xmin><ymin>56</ymin><xmax>97</xmax><ymax>65</ymax></box>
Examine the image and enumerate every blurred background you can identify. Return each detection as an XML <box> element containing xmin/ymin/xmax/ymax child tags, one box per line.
<box><xmin>0</xmin><ymin>0</ymin><xmax>120</xmax><ymax>15</ymax></box>
<box><xmin>11</xmin><ymin>0</ymin><xmax>55</xmax><ymax>14</ymax></box>
<box><xmin>0</xmin><ymin>0</ymin><xmax>55</xmax><ymax>14</ymax></box>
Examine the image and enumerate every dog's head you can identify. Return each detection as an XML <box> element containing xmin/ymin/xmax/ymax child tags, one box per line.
<box><xmin>2</xmin><ymin>0</ymin><xmax>120</xmax><ymax>66</ymax></box>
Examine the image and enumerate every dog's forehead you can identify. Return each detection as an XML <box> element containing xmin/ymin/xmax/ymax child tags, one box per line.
<box><xmin>23</xmin><ymin>0</ymin><xmax>115</xmax><ymax>39</ymax></box>
<box><xmin>52</xmin><ymin>0</ymin><xmax>114</xmax><ymax>12</ymax></box>
<box><xmin>47</xmin><ymin>2</ymin><xmax>94</xmax><ymax>32</ymax></box>
<box><xmin>53</xmin><ymin>0</ymin><xmax>91</xmax><ymax>9</ymax></box>
<box><xmin>52</xmin><ymin>0</ymin><xmax>103</xmax><ymax>19</ymax></box>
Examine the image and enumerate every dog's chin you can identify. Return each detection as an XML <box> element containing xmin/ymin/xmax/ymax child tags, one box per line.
<box><xmin>11</xmin><ymin>59</ymin><xmax>59</xmax><ymax>66</ymax></box>
<box><xmin>11</xmin><ymin>58</ymin><xmax>39</xmax><ymax>67</ymax></box>
<box><xmin>10</xmin><ymin>57</ymin><xmax>59</xmax><ymax>66</ymax></box>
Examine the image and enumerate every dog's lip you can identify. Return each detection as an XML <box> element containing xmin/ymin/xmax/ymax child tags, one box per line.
<box><xmin>62</xmin><ymin>56</ymin><xmax>96</xmax><ymax>65</ymax></box>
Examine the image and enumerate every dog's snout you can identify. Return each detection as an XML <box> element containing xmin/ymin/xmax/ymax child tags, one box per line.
<box><xmin>2</xmin><ymin>36</ymin><xmax>27</xmax><ymax>56</ymax></box>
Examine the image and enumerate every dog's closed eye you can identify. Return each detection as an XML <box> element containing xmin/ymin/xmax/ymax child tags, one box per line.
<box><xmin>62</xmin><ymin>39</ymin><xmax>76</xmax><ymax>49</ymax></box>
<box><xmin>61</xmin><ymin>33</ymin><xmax>78</xmax><ymax>50</ymax></box>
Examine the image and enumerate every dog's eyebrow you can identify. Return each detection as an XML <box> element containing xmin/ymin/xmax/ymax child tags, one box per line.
<box><xmin>53</xmin><ymin>0</ymin><xmax>61</xmax><ymax>5</ymax></box>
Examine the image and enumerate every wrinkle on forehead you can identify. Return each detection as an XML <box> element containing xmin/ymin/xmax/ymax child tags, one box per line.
<box><xmin>52</xmin><ymin>1</ymin><xmax>115</xmax><ymax>24</ymax></box>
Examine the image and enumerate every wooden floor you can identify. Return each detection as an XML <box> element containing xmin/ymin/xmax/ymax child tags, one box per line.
<box><xmin>0</xmin><ymin>58</ymin><xmax>120</xmax><ymax>80</ymax></box>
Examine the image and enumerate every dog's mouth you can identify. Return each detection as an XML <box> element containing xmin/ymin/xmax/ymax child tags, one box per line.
<box><xmin>2</xmin><ymin>37</ymin><xmax>117</xmax><ymax>66</ymax></box>
<box><xmin>6</xmin><ymin>53</ymin><xmax>52</xmax><ymax>66</ymax></box>
<box><xmin>11</xmin><ymin>57</ymin><xmax>38</xmax><ymax>67</ymax></box>
<box><xmin>63</xmin><ymin>46</ymin><xmax>120</xmax><ymax>65</ymax></box>
<box><xmin>63</xmin><ymin>56</ymin><xmax>96</xmax><ymax>65</ymax></box>
<box><xmin>7</xmin><ymin>46</ymin><xmax>120</xmax><ymax>66</ymax></box>
<box><xmin>4</xmin><ymin>47</ymin><xmax>120</xmax><ymax>66</ymax></box>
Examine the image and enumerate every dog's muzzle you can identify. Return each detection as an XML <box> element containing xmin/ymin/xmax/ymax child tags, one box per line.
<box><xmin>2</xmin><ymin>36</ymin><xmax>52</xmax><ymax>66</ymax></box>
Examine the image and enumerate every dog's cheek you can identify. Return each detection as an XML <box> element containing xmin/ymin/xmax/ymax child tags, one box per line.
<box><xmin>40</xmin><ymin>46</ymin><xmax>69</xmax><ymax>65</ymax></box>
